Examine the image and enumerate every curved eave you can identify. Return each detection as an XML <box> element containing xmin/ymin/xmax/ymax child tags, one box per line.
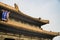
<box><xmin>0</xmin><ymin>20</ymin><xmax>58</xmax><ymax>38</ymax></box>
<box><xmin>0</xmin><ymin>2</ymin><xmax>49</xmax><ymax>25</ymax></box>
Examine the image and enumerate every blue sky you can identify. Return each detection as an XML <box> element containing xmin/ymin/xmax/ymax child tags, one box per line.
<box><xmin>0</xmin><ymin>0</ymin><xmax>60</xmax><ymax>32</ymax></box>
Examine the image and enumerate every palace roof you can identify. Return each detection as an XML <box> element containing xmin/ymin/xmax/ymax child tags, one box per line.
<box><xmin>0</xmin><ymin>2</ymin><xmax>58</xmax><ymax>39</ymax></box>
<box><xmin>0</xmin><ymin>2</ymin><xmax>49</xmax><ymax>27</ymax></box>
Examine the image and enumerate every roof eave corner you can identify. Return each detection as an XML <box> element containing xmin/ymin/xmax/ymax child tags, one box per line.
<box><xmin>40</xmin><ymin>20</ymin><xmax>49</xmax><ymax>24</ymax></box>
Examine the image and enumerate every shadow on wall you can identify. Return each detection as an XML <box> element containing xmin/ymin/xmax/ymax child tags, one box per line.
<box><xmin>4</xmin><ymin>38</ymin><xmax>15</xmax><ymax>40</ymax></box>
<box><xmin>0</xmin><ymin>10</ymin><xmax>2</xmax><ymax>20</ymax></box>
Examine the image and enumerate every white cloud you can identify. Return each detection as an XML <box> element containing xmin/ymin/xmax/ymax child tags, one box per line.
<box><xmin>53</xmin><ymin>36</ymin><xmax>60</xmax><ymax>40</ymax></box>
